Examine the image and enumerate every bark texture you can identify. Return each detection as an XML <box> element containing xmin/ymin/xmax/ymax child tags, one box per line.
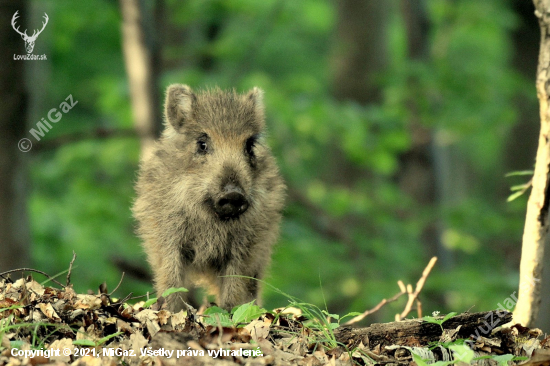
<box><xmin>514</xmin><ymin>0</ymin><xmax>550</xmax><ymax>327</ymax></box>
<box><xmin>0</xmin><ymin>1</ymin><xmax>31</xmax><ymax>273</ymax></box>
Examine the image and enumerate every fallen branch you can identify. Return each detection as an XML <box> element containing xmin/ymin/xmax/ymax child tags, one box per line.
<box><xmin>396</xmin><ymin>256</ymin><xmax>438</xmax><ymax>321</ymax></box>
<box><xmin>344</xmin><ymin>280</ymin><xmax>407</xmax><ymax>325</ymax></box>
<box><xmin>344</xmin><ymin>257</ymin><xmax>437</xmax><ymax>325</ymax></box>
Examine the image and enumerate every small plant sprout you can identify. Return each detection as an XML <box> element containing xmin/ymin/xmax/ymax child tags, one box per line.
<box><xmin>201</xmin><ymin>300</ymin><xmax>267</xmax><ymax>328</ymax></box>
<box><xmin>423</xmin><ymin>312</ymin><xmax>458</xmax><ymax>331</ymax></box>
<box><xmin>143</xmin><ymin>287</ymin><xmax>188</xmax><ymax>308</ymax></box>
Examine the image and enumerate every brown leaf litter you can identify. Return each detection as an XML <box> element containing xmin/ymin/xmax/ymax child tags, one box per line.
<box><xmin>0</xmin><ymin>276</ymin><xmax>549</xmax><ymax>365</ymax></box>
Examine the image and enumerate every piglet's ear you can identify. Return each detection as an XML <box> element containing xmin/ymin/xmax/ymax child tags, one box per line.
<box><xmin>165</xmin><ymin>84</ymin><xmax>196</xmax><ymax>132</ymax></box>
<box><xmin>246</xmin><ymin>87</ymin><xmax>265</xmax><ymax>118</ymax></box>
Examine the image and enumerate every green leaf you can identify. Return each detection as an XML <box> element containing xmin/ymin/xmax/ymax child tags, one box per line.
<box><xmin>449</xmin><ymin>344</ymin><xmax>475</xmax><ymax>363</ymax></box>
<box><xmin>203</xmin><ymin>306</ymin><xmax>229</xmax><ymax>315</ymax></box>
<box><xmin>97</xmin><ymin>331</ymin><xmax>123</xmax><ymax>346</ymax></box>
<box><xmin>411</xmin><ymin>353</ymin><xmax>429</xmax><ymax>366</ymax></box>
<box><xmin>73</xmin><ymin>339</ymin><xmax>96</xmax><ymax>347</ymax></box>
<box><xmin>510</xmin><ymin>183</ymin><xmax>530</xmax><ymax>191</ymax></box>
<box><xmin>441</xmin><ymin>312</ymin><xmax>457</xmax><ymax>324</ymax></box>
<box><xmin>505</xmin><ymin>170</ymin><xmax>533</xmax><ymax>177</ymax></box>
<box><xmin>203</xmin><ymin>312</ymin><xmax>233</xmax><ymax>328</ymax></box>
<box><xmin>232</xmin><ymin>300</ymin><xmax>266</xmax><ymax>324</ymax></box>
<box><xmin>321</xmin><ymin>310</ymin><xmax>340</xmax><ymax>320</ymax></box>
<box><xmin>140</xmin><ymin>286</ymin><xmax>187</xmax><ymax>309</ymax></box>
<box><xmin>422</xmin><ymin>316</ymin><xmax>440</xmax><ymax>325</ymax></box>
<box><xmin>10</xmin><ymin>340</ymin><xmax>26</xmax><ymax>349</ymax></box>
<box><xmin>507</xmin><ymin>190</ymin><xmax>526</xmax><ymax>202</ymax></box>
<box><xmin>143</xmin><ymin>298</ymin><xmax>158</xmax><ymax>308</ymax></box>
<box><xmin>202</xmin><ymin>306</ymin><xmax>232</xmax><ymax>327</ymax></box>
<box><xmin>343</xmin><ymin>312</ymin><xmax>362</xmax><ymax>317</ymax></box>
<box><xmin>161</xmin><ymin>287</ymin><xmax>189</xmax><ymax>298</ymax></box>
<box><xmin>422</xmin><ymin>312</ymin><xmax>456</xmax><ymax>327</ymax></box>
<box><xmin>492</xmin><ymin>354</ymin><xmax>514</xmax><ymax>366</ymax></box>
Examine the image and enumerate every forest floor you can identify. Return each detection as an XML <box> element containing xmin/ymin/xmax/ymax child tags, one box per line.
<box><xmin>1</xmin><ymin>275</ymin><xmax>549</xmax><ymax>366</ymax></box>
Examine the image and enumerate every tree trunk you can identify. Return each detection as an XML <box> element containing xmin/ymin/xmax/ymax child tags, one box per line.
<box><xmin>513</xmin><ymin>0</ymin><xmax>550</xmax><ymax>327</ymax></box>
<box><xmin>0</xmin><ymin>1</ymin><xmax>31</xmax><ymax>273</ymax></box>
<box><xmin>328</xmin><ymin>0</ymin><xmax>393</xmax><ymax>189</ymax></box>
<box><xmin>332</xmin><ymin>0</ymin><xmax>390</xmax><ymax>104</ymax></box>
<box><xmin>508</xmin><ymin>0</ymin><xmax>550</xmax><ymax>331</ymax></box>
<box><xmin>120</xmin><ymin>0</ymin><xmax>163</xmax><ymax>160</ymax></box>
<box><xmin>396</xmin><ymin>0</ymin><xmax>443</xmax><ymax>269</ymax></box>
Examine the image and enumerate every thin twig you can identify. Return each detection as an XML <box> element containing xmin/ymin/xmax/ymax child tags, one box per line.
<box><xmin>0</xmin><ymin>268</ymin><xmax>65</xmax><ymax>288</ymax></box>
<box><xmin>344</xmin><ymin>283</ymin><xmax>407</xmax><ymax>326</ymax></box>
<box><xmin>109</xmin><ymin>272</ymin><xmax>125</xmax><ymax>296</ymax></box>
<box><xmin>126</xmin><ymin>293</ymin><xmax>149</xmax><ymax>301</ymax></box>
<box><xmin>66</xmin><ymin>251</ymin><xmax>77</xmax><ymax>286</ymax></box>
<box><xmin>342</xmin><ymin>258</ymin><xmax>438</xmax><ymax>327</ymax></box>
<box><xmin>111</xmin><ymin>292</ymin><xmax>135</xmax><ymax>306</ymax></box>
<box><xmin>397</xmin><ymin>280</ymin><xmax>406</xmax><ymax>293</ymax></box>
<box><xmin>396</xmin><ymin>256</ymin><xmax>438</xmax><ymax>321</ymax></box>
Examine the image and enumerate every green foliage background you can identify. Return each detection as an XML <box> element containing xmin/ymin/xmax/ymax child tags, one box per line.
<box><xmin>27</xmin><ymin>0</ymin><xmax>536</xmax><ymax>322</ymax></box>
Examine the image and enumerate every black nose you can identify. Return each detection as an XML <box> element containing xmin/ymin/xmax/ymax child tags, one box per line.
<box><xmin>214</xmin><ymin>186</ymin><xmax>249</xmax><ymax>220</ymax></box>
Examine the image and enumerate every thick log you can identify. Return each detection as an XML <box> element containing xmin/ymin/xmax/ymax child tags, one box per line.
<box><xmin>335</xmin><ymin>310</ymin><xmax>513</xmax><ymax>348</ymax></box>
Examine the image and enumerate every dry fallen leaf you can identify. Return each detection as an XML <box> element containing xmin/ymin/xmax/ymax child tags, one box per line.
<box><xmin>170</xmin><ymin>310</ymin><xmax>187</xmax><ymax>329</ymax></box>
<box><xmin>157</xmin><ymin>309</ymin><xmax>171</xmax><ymax>325</ymax></box>
<box><xmin>25</xmin><ymin>280</ymin><xmax>45</xmax><ymax>296</ymax></box>
<box><xmin>134</xmin><ymin>309</ymin><xmax>158</xmax><ymax>323</ymax></box>
<box><xmin>38</xmin><ymin>303</ymin><xmax>61</xmax><ymax>321</ymax></box>
<box><xmin>146</xmin><ymin>319</ymin><xmax>161</xmax><ymax>338</ymax></box>
<box><xmin>71</xmin><ymin>355</ymin><xmax>114</xmax><ymax>366</ymax></box>
<box><xmin>518</xmin><ymin>349</ymin><xmax>550</xmax><ymax>366</ymax></box>
<box><xmin>48</xmin><ymin>338</ymin><xmax>73</xmax><ymax>363</ymax></box>
<box><xmin>245</xmin><ymin>319</ymin><xmax>270</xmax><ymax>342</ymax></box>
<box><xmin>129</xmin><ymin>331</ymin><xmax>148</xmax><ymax>353</ymax></box>
<box><xmin>74</xmin><ymin>294</ymin><xmax>102</xmax><ymax>310</ymax></box>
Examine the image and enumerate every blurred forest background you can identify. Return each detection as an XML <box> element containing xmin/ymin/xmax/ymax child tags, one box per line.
<box><xmin>1</xmin><ymin>0</ymin><xmax>549</xmax><ymax>329</ymax></box>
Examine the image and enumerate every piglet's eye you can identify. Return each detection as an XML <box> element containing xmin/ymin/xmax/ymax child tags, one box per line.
<box><xmin>245</xmin><ymin>136</ymin><xmax>257</xmax><ymax>156</ymax></box>
<box><xmin>197</xmin><ymin>140</ymin><xmax>208</xmax><ymax>154</ymax></box>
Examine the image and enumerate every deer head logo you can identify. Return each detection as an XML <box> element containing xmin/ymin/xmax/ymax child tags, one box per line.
<box><xmin>11</xmin><ymin>11</ymin><xmax>49</xmax><ymax>54</ymax></box>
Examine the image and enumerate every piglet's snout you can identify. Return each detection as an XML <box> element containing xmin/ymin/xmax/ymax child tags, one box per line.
<box><xmin>214</xmin><ymin>183</ymin><xmax>249</xmax><ymax>220</ymax></box>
